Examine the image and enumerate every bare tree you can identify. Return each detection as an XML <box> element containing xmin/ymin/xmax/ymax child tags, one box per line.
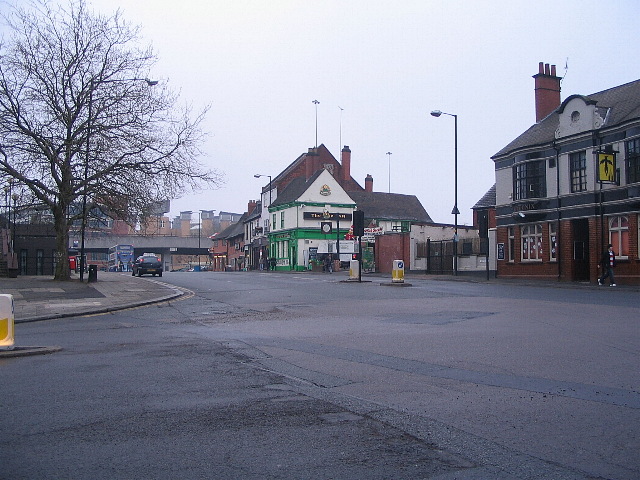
<box><xmin>0</xmin><ymin>0</ymin><xmax>222</xmax><ymax>279</ymax></box>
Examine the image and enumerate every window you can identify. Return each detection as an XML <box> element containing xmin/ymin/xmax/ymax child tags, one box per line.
<box><xmin>508</xmin><ymin>227</ymin><xmax>515</xmax><ymax>262</ymax></box>
<box><xmin>514</xmin><ymin>160</ymin><xmax>546</xmax><ymax>200</ymax></box>
<box><xmin>549</xmin><ymin>222</ymin><xmax>557</xmax><ymax>261</ymax></box>
<box><xmin>626</xmin><ymin>138</ymin><xmax>640</xmax><ymax>183</ymax></box>
<box><xmin>20</xmin><ymin>249</ymin><xmax>27</xmax><ymax>275</ymax></box>
<box><xmin>569</xmin><ymin>151</ymin><xmax>587</xmax><ymax>192</ymax></box>
<box><xmin>521</xmin><ymin>224</ymin><xmax>543</xmax><ymax>261</ymax></box>
<box><xmin>280</xmin><ymin>211</ymin><xmax>285</xmax><ymax>229</ymax></box>
<box><xmin>609</xmin><ymin>215</ymin><xmax>629</xmax><ymax>258</ymax></box>
<box><xmin>272</xmin><ymin>213</ymin><xmax>276</xmax><ymax>231</ymax></box>
<box><xmin>36</xmin><ymin>249</ymin><xmax>44</xmax><ymax>275</ymax></box>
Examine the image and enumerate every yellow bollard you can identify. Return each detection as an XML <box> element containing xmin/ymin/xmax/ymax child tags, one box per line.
<box><xmin>0</xmin><ymin>294</ymin><xmax>15</xmax><ymax>348</ymax></box>
<box><xmin>349</xmin><ymin>260</ymin><xmax>359</xmax><ymax>280</ymax></box>
<box><xmin>392</xmin><ymin>260</ymin><xmax>405</xmax><ymax>283</ymax></box>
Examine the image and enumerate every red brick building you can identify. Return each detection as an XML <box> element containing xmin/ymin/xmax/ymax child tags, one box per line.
<box><xmin>492</xmin><ymin>62</ymin><xmax>640</xmax><ymax>284</ymax></box>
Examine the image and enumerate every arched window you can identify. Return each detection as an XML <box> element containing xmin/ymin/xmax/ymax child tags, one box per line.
<box><xmin>609</xmin><ymin>216</ymin><xmax>629</xmax><ymax>258</ymax></box>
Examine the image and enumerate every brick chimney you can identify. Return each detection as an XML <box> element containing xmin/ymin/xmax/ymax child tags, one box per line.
<box><xmin>306</xmin><ymin>148</ymin><xmax>318</xmax><ymax>180</ymax></box>
<box><xmin>247</xmin><ymin>199</ymin><xmax>257</xmax><ymax>214</ymax></box>
<box><xmin>533</xmin><ymin>62</ymin><xmax>561</xmax><ymax>122</ymax></box>
<box><xmin>341</xmin><ymin>145</ymin><xmax>351</xmax><ymax>182</ymax></box>
<box><xmin>365</xmin><ymin>174</ymin><xmax>373</xmax><ymax>193</ymax></box>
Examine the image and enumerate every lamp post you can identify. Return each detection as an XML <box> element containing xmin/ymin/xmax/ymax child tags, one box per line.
<box><xmin>386</xmin><ymin>152</ymin><xmax>392</xmax><ymax>193</ymax></box>
<box><xmin>254</xmin><ymin>174</ymin><xmax>272</xmax><ymax>207</ymax></box>
<box><xmin>338</xmin><ymin>106</ymin><xmax>344</xmax><ymax>155</ymax></box>
<box><xmin>80</xmin><ymin>77</ymin><xmax>157</xmax><ymax>280</ymax></box>
<box><xmin>430</xmin><ymin>109</ymin><xmax>459</xmax><ymax>276</ymax></box>
<box><xmin>312</xmin><ymin>99</ymin><xmax>320</xmax><ymax>148</ymax></box>
<box><xmin>11</xmin><ymin>193</ymin><xmax>18</xmax><ymax>262</ymax></box>
<box><xmin>198</xmin><ymin>210</ymin><xmax>202</xmax><ymax>271</ymax></box>
<box><xmin>254</xmin><ymin>174</ymin><xmax>273</xmax><ymax>267</ymax></box>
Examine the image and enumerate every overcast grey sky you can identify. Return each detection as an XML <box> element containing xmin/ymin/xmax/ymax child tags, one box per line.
<box><xmin>12</xmin><ymin>1</ymin><xmax>640</xmax><ymax>224</ymax></box>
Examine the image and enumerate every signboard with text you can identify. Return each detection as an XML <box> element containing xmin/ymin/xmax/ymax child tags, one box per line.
<box><xmin>303</xmin><ymin>211</ymin><xmax>352</xmax><ymax>221</ymax></box>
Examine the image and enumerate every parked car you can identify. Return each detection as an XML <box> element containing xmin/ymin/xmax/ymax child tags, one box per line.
<box><xmin>132</xmin><ymin>254</ymin><xmax>163</xmax><ymax>277</ymax></box>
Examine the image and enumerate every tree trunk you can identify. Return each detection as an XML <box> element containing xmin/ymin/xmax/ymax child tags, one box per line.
<box><xmin>53</xmin><ymin>207</ymin><xmax>71</xmax><ymax>281</ymax></box>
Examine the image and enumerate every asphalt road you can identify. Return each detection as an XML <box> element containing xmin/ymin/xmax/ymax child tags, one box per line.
<box><xmin>1</xmin><ymin>271</ymin><xmax>638</xmax><ymax>479</ymax></box>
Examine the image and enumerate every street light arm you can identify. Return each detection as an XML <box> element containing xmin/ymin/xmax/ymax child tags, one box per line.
<box><xmin>254</xmin><ymin>174</ymin><xmax>273</xmax><ymax>207</ymax></box>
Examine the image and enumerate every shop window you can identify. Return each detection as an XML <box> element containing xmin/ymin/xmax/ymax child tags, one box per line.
<box><xmin>508</xmin><ymin>227</ymin><xmax>515</xmax><ymax>262</ymax></box>
<box><xmin>549</xmin><ymin>222</ymin><xmax>557</xmax><ymax>261</ymax></box>
<box><xmin>521</xmin><ymin>224</ymin><xmax>543</xmax><ymax>261</ymax></box>
<box><xmin>609</xmin><ymin>216</ymin><xmax>629</xmax><ymax>258</ymax></box>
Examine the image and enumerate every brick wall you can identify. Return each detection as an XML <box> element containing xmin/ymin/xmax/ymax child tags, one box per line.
<box><xmin>375</xmin><ymin>233</ymin><xmax>411</xmax><ymax>273</ymax></box>
<box><xmin>497</xmin><ymin>216</ymin><xmax>640</xmax><ymax>284</ymax></box>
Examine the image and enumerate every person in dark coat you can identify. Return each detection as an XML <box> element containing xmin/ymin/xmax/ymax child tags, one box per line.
<box><xmin>598</xmin><ymin>244</ymin><xmax>616</xmax><ymax>286</ymax></box>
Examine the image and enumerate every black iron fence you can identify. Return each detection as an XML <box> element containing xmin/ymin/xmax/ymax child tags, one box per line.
<box><xmin>418</xmin><ymin>238</ymin><xmax>489</xmax><ymax>275</ymax></box>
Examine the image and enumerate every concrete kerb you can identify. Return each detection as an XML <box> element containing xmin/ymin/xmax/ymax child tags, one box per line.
<box><xmin>14</xmin><ymin>287</ymin><xmax>185</xmax><ymax>324</ymax></box>
<box><xmin>0</xmin><ymin>345</ymin><xmax>63</xmax><ymax>358</ymax></box>
<box><xmin>0</xmin><ymin>272</ymin><xmax>185</xmax><ymax>325</ymax></box>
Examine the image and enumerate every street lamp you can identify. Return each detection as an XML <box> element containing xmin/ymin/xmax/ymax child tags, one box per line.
<box><xmin>386</xmin><ymin>152</ymin><xmax>392</xmax><ymax>193</ymax></box>
<box><xmin>312</xmin><ymin>99</ymin><xmax>320</xmax><ymax>148</ymax></box>
<box><xmin>11</xmin><ymin>193</ymin><xmax>18</xmax><ymax>263</ymax></box>
<box><xmin>80</xmin><ymin>77</ymin><xmax>157</xmax><ymax>280</ymax></box>
<box><xmin>430</xmin><ymin>109</ymin><xmax>459</xmax><ymax>276</ymax></box>
<box><xmin>254</xmin><ymin>174</ymin><xmax>273</xmax><ymax>207</ymax></box>
<box><xmin>254</xmin><ymin>174</ymin><xmax>273</xmax><ymax>267</ymax></box>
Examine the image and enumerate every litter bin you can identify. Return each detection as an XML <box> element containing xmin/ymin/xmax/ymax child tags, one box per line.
<box><xmin>88</xmin><ymin>264</ymin><xmax>98</xmax><ymax>283</ymax></box>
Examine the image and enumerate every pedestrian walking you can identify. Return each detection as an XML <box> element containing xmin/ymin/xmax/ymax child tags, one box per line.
<box><xmin>598</xmin><ymin>243</ymin><xmax>616</xmax><ymax>286</ymax></box>
<box><xmin>324</xmin><ymin>255</ymin><xmax>333</xmax><ymax>274</ymax></box>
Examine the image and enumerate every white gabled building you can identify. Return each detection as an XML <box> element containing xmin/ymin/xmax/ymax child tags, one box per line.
<box><xmin>268</xmin><ymin>168</ymin><xmax>357</xmax><ymax>271</ymax></box>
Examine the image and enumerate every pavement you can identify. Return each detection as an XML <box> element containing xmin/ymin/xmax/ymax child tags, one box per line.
<box><xmin>0</xmin><ymin>271</ymin><xmax>183</xmax><ymax>357</ymax></box>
